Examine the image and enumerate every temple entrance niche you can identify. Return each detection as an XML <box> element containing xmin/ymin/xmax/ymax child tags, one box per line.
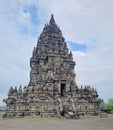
<box><xmin>60</xmin><ymin>83</ymin><xmax>66</xmax><ymax>97</ymax></box>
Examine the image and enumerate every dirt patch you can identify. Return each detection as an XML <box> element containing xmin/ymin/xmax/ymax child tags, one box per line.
<box><xmin>0</xmin><ymin>117</ymin><xmax>113</xmax><ymax>130</ymax></box>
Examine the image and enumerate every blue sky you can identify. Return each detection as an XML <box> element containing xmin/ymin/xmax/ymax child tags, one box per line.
<box><xmin>23</xmin><ymin>4</ymin><xmax>39</xmax><ymax>25</ymax></box>
<box><xmin>67</xmin><ymin>42</ymin><xmax>88</xmax><ymax>52</ymax></box>
<box><xmin>0</xmin><ymin>0</ymin><xmax>113</xmax><ymax>105</ymax></box>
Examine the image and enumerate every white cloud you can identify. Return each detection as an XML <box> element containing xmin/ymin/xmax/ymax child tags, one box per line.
<box><xmin>0</xmin><ymin>3</ymin><xmax>37</xmax><ymax>105</ymax></box>
<box><xmin>0</xmin><ymin>0</ymin><xmax>113</xmax><ymax>105</ymax></box>
<box><xmin>37</xmin><ymin>0</ymin><xmax>113</xmax><ymax>42</ymax></box>
<box><xmin>72</xmin><ymin>39</ymin><xmax>113</xmax><ymax>101</ymax></box>
<box><xmin>0</xmin><ymin>92</ymin><xmax>6</xmax><ymax>106</ymax></box>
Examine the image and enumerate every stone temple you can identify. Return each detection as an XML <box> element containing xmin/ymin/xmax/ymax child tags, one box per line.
<box><xmin>4</xmin><ymin>15</ymin><xmax>101</xmax><ymax>118</ymax></box>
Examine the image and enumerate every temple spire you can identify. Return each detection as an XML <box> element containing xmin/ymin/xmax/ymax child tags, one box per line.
<box><xmin>49</xmin><ymin>14</ymin><xmax>56</xmax><ymax>25</ymax></box>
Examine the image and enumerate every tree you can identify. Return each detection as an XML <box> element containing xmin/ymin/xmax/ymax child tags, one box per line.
<box><xmin>99</xmin><ymin>99</ymin><xmax>113</xmax><ymax>111</ymax></box>
<box><xmin>99</xmin><ymin>102</ymin><xmax>107</xmax><ymax>110</ymax></box>
<box><xmin>105</xmin><ymin>103</ymin><xmax>113</xmax><ymax>110</ymax></box>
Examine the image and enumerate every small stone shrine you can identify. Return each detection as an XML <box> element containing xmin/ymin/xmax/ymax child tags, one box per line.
<box><xmin>4</xmin><ymin>15</ymin><xmax>102</xmax><ymax>118</ymax></box>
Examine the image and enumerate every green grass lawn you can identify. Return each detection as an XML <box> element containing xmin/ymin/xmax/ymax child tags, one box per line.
<box><xmin>0</xmin><ymin>111</ymin><xmax>5</xmax><ymax>115</ymax></box>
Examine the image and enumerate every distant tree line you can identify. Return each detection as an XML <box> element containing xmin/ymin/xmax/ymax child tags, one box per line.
<box><xmin>0</xmin><ymin>106</ymin><xmax>6</xmax><ymax>112</ymax></box>
<box><xmin>99</xmin><ymin>98</ymin><xmax>113</xmax><ymax>113</ymax></box>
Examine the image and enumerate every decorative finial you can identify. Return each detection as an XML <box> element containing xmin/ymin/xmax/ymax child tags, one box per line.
<box><xmin>49</xmin><ymin>14</ymin><xmax>56</xmax><ymax>25</ymax></box>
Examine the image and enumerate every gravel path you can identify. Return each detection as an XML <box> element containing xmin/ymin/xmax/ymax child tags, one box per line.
<box><xmin>0</xmin><ymin>117</ymin><xmax>113</xmax><ymax>130</ymax></box>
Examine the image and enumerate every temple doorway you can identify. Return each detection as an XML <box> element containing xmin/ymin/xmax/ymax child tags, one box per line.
<box><xmin>60</xmin><ymin>83</ymin><xmax>66</xmax><ymax>97</ymax></box>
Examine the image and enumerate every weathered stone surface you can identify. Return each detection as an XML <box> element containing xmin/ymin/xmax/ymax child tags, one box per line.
<box><xmin>4</xmin><ymin>15</ymin><xmax>102</xmax><ymax>118</ymax></box>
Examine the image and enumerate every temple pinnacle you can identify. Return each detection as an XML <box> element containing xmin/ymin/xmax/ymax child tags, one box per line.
<box><xmin>49</xmin><ymin>14</ymin><xmax>56</xmax><ymax>25</ymax></box>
